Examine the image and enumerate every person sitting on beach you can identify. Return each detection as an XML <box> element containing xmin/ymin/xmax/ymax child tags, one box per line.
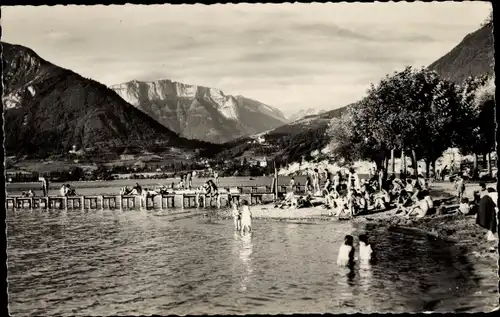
<box><xmin>358</xmin><ymin>234</ymin><xmax>374</xmax><ymax>263</ymax></box>
<box><xmin>277</xmin><ymin>191</ymin><xmax>297</xmax><ymax>209</ymax></box>
<box><xmin>22</xmin><ymin>190</ymin><xmax>36</xmax><ymax>197</ymax></box>
<box><xmin>240</xmin><ymin>200</ymin><xmax>252</xmax><ymax>233</ymax></box>
<box><xmin>65</xmin><ymin>184</ymin><xmax>77</xmax><ymax>196</ymax></box>
<box><xmin>232</xmin><ymin>201</ymin><xmax>241</xmax><ymax>231</ymax></box>
<box><xmin>467</xmin><ymin>191</ymin><xmax>481</xmax><ymax>215</ymax></box>
<box><xmin>325</xmin><ymin>188</ymin><xmax>339</xmax><ymax>211</ymax></box>
<box><xmin>404</xmin><ymin>179</ymin><xmax>414</xmax><ymax>195</ymax></box>
<box><xmin>178</xmin><ymin>178</ymin><xmax>185</xmax><ymax>190</ymax></box>
<box><xmin>333</xmin><ymin>191</ymin><xmax>349</xmax><ymax>217</ymax></box>
<box><xmin>133</xmin><ymin>183</ymin><xmax>143</xmax><ymax>195</ymax></box>
<box><xmin>373</xmin><ymin>188</ymin><xmax>391</xmax><ymax>210</ymax></box>
<box><xmin>405</xmin><ymin>189</ymin><xmax>433</xmax><ymax>219</ymax></box>
<box><xmin>352</xmin><ymin>192</ymin><xmax>368</xmax><ymax>216</ymax></box>
<box><xmin>296</xmin><ymin>194</ymin><xmax>313</xmax><ymax>209</ymax></box>
<box><xmin>59</xmin><ymin>184</ymin><xmax>69</xmax><ymax>197</ymax></box>
<box><xmin>395</xmin><ymin>189</ymin><xmax>412</xmax><ymax>214</ymax></box>
<box><xmin>337</xmin><ymin>235</ymin><xmax>355</xmax><ymax>266</ymax></box>
<box><xmin>459</xmin><ymin>197</ymin><xmax>472</xmax><ymax>215</ymax></box>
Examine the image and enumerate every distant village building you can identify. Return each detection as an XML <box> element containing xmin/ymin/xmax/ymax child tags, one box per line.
<box><xmin>69</xmin><ymin>145</ymin><xmax>84</xmax><ymax>156</ymax></box>
<box><xmin>120</xmin><ymin>154</ymin><xmax>135</xmax><ymax>160</ymax></box>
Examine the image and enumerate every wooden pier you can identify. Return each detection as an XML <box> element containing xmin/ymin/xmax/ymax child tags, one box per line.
<box><xmin>5</xmin><ymin>192</ymin><xmax>276</xmax><ymax>210</ymax></box>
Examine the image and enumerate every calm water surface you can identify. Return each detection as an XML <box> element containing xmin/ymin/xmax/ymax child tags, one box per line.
<box><xmin>7</xmin><ymin>208</ymin><xmax>488</xmax><ymax>315</ymax></box>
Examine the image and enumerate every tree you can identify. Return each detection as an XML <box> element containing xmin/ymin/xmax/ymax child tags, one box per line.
<box><xmin>454</xmin><ymin>75</ymin><xmax>496</xmax><ymax>176</ymax></box>
<box><xmin>327</xmin><ymin>66</ymin><xmax>464</xmax><ymax>176</ymax></box>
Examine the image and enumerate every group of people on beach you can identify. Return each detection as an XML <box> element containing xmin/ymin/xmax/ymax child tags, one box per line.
<box><xmin>281</xmin><ymin>166</ymin><xmax>435</xmax><ymax>219</ymax></box>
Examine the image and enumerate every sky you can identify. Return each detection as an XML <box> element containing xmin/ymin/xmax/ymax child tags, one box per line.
<box><xmin>2</xmin><ymin>2</ymin><xmax>491</xmax><ymax>116</ymax></box>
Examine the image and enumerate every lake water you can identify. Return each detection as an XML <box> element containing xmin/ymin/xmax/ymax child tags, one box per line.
<box><xmin>6</xmin><ymin>175</ymin><xmax>370</xmax><ymax>196</ymax></box>
<box><xmin>6</xmin><ymin>208</ymin><xmax>491</xmax><ymax>315</ymax></box>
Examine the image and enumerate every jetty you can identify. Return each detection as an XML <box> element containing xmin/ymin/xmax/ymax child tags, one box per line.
<box><xmin>5</xmin><ymin>184</ymin><xmax>310</xmax><ymax>210</ymax></box>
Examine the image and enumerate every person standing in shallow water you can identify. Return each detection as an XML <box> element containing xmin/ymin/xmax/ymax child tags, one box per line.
<box><xmin>337</xmin><ymin>235</ymin><xmax>355</xmax><ymax>266</ymax></box>
<box><xmin>232</xmin><ymin>201</ymin><xmax>241</xmax><ymax>231</ymax></box>
<box><xmin>240</xmin><ymin>200</ymin><xmax>252</xmax><ymax>233</ymax></box>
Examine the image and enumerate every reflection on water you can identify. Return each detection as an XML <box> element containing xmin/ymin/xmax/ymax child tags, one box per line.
<box><xmin>234</xmin><ymin>232</ymin><xmax>253</xmax><ymax>292</ymax></box>
<box><xmin>6</xmin><ymin>209</ymin><xmax>493</xmax><ymax>316</ymax></box>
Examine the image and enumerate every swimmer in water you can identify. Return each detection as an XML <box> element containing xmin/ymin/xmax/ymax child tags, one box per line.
<box><xmin>358</xmin><ymin>234</ymin><xmax>373</xmax><ymax>263</ymax></box>
<box><xmin>337</xmin><ymin>235</ymin><xmax>355</xmax><ymax>266</ymax></box>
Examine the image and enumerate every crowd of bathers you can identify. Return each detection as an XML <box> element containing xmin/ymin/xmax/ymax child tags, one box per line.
<box><xmin>279</xmin><ymin>167</ymin><xmax>439</xmax><ymax>219</ymax></box>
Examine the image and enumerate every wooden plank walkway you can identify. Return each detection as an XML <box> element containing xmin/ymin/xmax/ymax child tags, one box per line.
<box><xmin>5</xmin><ymin>192</ymin><xmax>277</xmax><ymax>210</ymax></box>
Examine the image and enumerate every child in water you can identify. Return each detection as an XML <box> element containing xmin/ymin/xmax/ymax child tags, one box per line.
<box><xmin>358</xmin><ymin>234</ymin><xmax>373</xmax><ymax>262</ymax></box>
<box><xmin>240</xmin><ymin>200</ymin><xmax>252</xmax><ymax>233</ymax></box>
<box><xmin>232</xmin><ymin>201</ymin><xmax>241</xmax><ymax>231</ymax></box>
<box><xmin>337</xmin><ymin>235</ymin><xmax>355</xmax><ymax>266</ymax></box>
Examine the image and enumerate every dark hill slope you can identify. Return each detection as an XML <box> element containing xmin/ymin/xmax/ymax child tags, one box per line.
<box><xmin>216</xmin><ymin>106</ymin><xmax>348</xmax><ymax>162</ymax></box>
<box><xmin>2</xmin><ymin>42</ymin><xmax>215</xmax><ymax>158</ymax></box>
<box><xmin>428</xmin><ymin>23</ymin><xmax>494</xmax><ymax>83</ymax></box>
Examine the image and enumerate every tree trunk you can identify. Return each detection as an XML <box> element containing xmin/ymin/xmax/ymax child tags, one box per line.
<box><xmin>411</xmin><ymin>149</ymin><xmax>418</xmax><ymax>177</ymax></box>
<box><xmin>401</xmin><ymin>150</ymin><xmax>406</xmax><ymax>176</ymax></box>
<box><xmin>391</xmin><ymin>149</ymin><xmax>395</xmax><ymax>175</ymax></box>
<box><xmin>488</xmin><ymin>152</ymin><xmax>493</xmax><ymax>177</ymax></box>
<box><xmin>432</xmin><ymin>160</ymin><xmax>437</xmax><ymax>179</ymax></box>
<box><xmin>483</xmin><ymin>154</ymin><xmax>487</xmax><ymax>170</ymax></box>
<box><xmin>473</xmin><ymin>154</ymin><xmax>478</xmax><ymax>170</ymax></box>
<box><xmin>425</xmin><ymin>160</ymin><xmax>430</xmax><ymax>178</ymax></box>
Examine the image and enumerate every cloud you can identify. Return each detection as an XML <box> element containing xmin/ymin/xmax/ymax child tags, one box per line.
<box><xmin>1</xmin><ymin>2</ymin><xmax>491</xmax><ymax>115</ymax></box>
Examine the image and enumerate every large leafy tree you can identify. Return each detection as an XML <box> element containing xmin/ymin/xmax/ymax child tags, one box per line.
<box><xmin>454</xmin><ymin>74</ymin><xmax>496</xmax><ymax>174</ymax></box>
<box><xmin>327</xmin><ymin>66</ymin><xmax>464</xmax><ymax>176</ymax></box>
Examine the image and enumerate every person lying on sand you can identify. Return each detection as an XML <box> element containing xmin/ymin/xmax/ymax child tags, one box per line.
<box><xmin>276</xmin><ymin>191</ymin><xmax>298</xmax><ymax>209</ymax></box>
<box><xmin>296</xmin><ymin>194</ymin><xmax>314</xmax><ymax>209</ymax></box>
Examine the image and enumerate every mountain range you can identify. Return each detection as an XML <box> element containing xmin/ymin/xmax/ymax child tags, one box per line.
<box><xmin>109</xmin><ymin>80</ymin><xmax>287</xmax><ymax>144</ymax></box>
<box><xmin>2</xmin><ymin>22</ymin><xmax>493</xmax><ymax>161</ymax></box>
<box><xmin>1</xmin><ymin>42</ymin><xmax>216</xmax><ymax>159</ymax></box>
